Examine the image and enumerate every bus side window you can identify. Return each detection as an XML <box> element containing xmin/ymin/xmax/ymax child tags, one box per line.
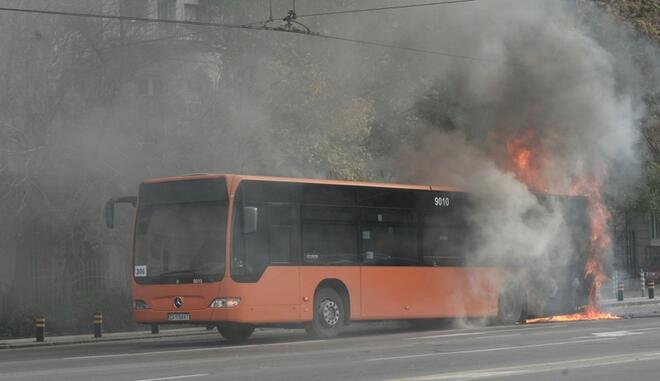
<box><xmin>268</xmin><ymin>205</ymin><xmax>299</xmax><ymax>264</ymax></box>
<box><xmin>421</xmin><ymin>209</ymin><xmax>467</xmax><ymax>266</ymax></box>
<box><xmin>302</xmin><ymin>206</ymin><xmax>358</xmax><ymax>265</ymax></box>
<box><xmin>231</xmin><ymin>202</ymin><xmax>269</xmax><ymax>281</ymax></box>
<box><xmin>232</xmin><ymin>180</ymin><xmax>304</xmax><ymax>282</ymax></box>
<box><xmin>361</xmin><ymin>208</ymin><xmax>418</xmax><ymax>266</ymax></box>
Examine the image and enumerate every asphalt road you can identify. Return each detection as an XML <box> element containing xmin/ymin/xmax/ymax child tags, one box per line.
<box><xmin>2</xmin><ymin>318</ymin><xmax>660</xmax><ymax>381</ymax></box>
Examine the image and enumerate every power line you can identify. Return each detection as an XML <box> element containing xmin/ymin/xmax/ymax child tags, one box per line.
<box><xmin>244</xmin><ymin>0</ymin><xmax>480</xmax><ymax>25</ymax></box>
<box><xmin>309</xmin><ymin>32</ymin><xmax>504</xmax><ymax>65</ymax></box>
<box><xmin>110</xmin><ymin>29</ymin><xmax>215</xmax><ymax>49</ymax></box>
<box><xmin>294</xmin><ymin>0</ymin><xmax>480</xmax><ymax>19</ymax></box>
<box><xmin>0</xmin><ymin>6</ymin><xmax>514</xmax><ymax>67</ymax></box>
<box><xmin>240</xmin><ymin>25</ymin><xmax>524</xmax><ymax>67</ymax></box>
<box><xmin>0</xmin><ymin>6</ymin><xmax>247</xmax><ymax>30</ymax></box>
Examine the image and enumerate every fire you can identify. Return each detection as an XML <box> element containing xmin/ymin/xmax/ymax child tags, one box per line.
<box><xmin>505</xmin><ymin>130</ymin><xmax>552</xmax><ymax>192</ymax></box>
<box><xmin>569</xmin><ymin>175</ymin><xmax>612</xmax><ymax>301</ymax></box>
<box><xmin>526</xmin><ymin>307</ymin><xmax>620</xmax><ymax>323</ymax></box>
<box><xmin>505</xmin><ymin>130</ymin><xmax>617</xmax><ymax>323</ymax></box>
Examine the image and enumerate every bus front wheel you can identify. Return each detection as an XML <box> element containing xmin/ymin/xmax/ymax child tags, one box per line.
<box><xmin>217</xmin><ymin>322</ymin><xmax>255</xmax><ymax>342</ymax></box>
<box><xmin>306</xmin><ymin>288</ymin><xmax>345</xmax><ymax>338</ymax></box>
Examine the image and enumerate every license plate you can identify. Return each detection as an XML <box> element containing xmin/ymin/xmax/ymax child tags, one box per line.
<box><xmin>167</xmin><ymin>313</ymin><xmax>190</xmax><ymax>321</ymax></box>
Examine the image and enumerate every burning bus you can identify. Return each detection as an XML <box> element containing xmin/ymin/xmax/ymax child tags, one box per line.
<box><xmin>105</xmin><ymin>173</ymin><xmax>606</xmax><ymax>341</ymax></box>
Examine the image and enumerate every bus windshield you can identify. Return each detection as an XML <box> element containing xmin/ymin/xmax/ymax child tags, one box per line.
<box><xmin>133</xmin><ymin>178</ymin><xmax>228</xmax><ymax>284</ymax></box>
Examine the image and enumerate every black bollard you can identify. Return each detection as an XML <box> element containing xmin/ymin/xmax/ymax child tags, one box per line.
<box><xmin>151</xmin><ymin>324</ymin><xmax>159</xmax><ymax>334</ymax></box>
<box><xmin>94</xmin><ymin>312</ymin><xmax>103</xmax><ymax>338</ymax></box>
<box><xmin>649</xmin><ymin>280</ymin><xmax>655</xmax><ymax>299</ymax></box>
<box><xmin>617</xmin><ymin>281</ymin><xmax>624</xmax><ymax>301</ymax></box>
<box><xmin>35</xmin><ymin>315</ymin><xmax>45</xmax><ymax>342</ymax></box>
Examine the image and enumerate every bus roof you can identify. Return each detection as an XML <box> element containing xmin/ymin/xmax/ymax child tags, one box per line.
<box><xmin>141</xmin><ymin>173</ymin><xmax>588</xmax><ymax>199</ymax></box>
<box><xmin>141</xmin><ymin>173</ymin><xmax>464</xmax><ymax>193</ymax></box>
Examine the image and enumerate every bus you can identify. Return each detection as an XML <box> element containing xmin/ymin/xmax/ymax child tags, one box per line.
<box><xmin>105</xmin><ymin>173</ymin><xmax>591</xmax><ymax>340</ymax></box>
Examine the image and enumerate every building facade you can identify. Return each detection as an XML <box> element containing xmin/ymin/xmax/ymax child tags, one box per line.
<box><xmin>615</xmin><ymin>213</ymin><xmax>660</xmax><ymax>278</ymax></box>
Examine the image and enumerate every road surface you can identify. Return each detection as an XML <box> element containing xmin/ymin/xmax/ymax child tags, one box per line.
<box><xmin>2</xmin><ymin>318</ymin><xmax>660</xmax><ymax>380</ymax></box>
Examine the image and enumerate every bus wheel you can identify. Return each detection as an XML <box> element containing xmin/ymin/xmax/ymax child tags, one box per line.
<box><xmin>497</xmin><ymin>283</ymin><xmax>527</xmax><ymax>325</ymax></box>
<box><xmin>307</xmin><ymin>288</ymin><xmax>345</xmax><ymax>338</ymax></box>
<box><xmin>217</xmin><ymin>322</ymin><xmax>255</xmax><ymax>342</ymax></box>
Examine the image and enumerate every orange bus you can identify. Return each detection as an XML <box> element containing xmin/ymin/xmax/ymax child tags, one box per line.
<box><xmin>105</xmin><ymin>174</ymin><xmax>591</xmax><ymax>340</ymax></box>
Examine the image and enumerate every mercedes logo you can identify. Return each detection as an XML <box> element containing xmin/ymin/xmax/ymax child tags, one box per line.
<box><xmin>173</xmin><ymin>296</ymin><xmax>183</xmax><ymax>309</ymax></box>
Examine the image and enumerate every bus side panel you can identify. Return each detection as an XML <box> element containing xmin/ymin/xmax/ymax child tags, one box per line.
<box><xmin>360</xmin><ymin>267</ymin><xmax>413</xmax><ymax>319</ymax></box>
<box><xmin>219</xmin><ymin>267</ymin><xmax>300</xmax><ymax>323</ymax></box>
<box><xmin>407</xmin><ymin>267</ymin><xmax>499</xmax><ymax>318</ymax></box>
<box><xmin>298</xmin><ymin>267</ymin><xmax>361</xmax><ymax>322</ymax></box>
<box><xmin>360</xmin><ymin>267</ymin><xmax>499</xmax><ymax>319</ymax></box>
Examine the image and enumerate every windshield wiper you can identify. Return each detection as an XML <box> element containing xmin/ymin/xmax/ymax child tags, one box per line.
<box><xmin>140</xmin><ymin>269</ymin><xmax>221</xmax><ymax>284</ymax></box>
<box><xmin>156</xmin><ymin>270</ymin><xmax>205</xmax><ymax>278</ymax></box>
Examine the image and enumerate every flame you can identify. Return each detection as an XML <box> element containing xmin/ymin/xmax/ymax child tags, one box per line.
<box><xmin>573</xmin><ymin>177</ymin><xmax>611</xmax><ymax>305</ymax></box>
<box><xmin>505</xmin><ymin>130</ymin><xmax>552</xmax><ymax>192</ymax></box>
<box><xmin>505</xmin><ymin>130</ymin><xmax>617</xmax><ymax>323</ymax></box>
<box><xmin>526</xmin><ymin>306</ymin><xmax>620</xmax><ymax>323</ymax></box>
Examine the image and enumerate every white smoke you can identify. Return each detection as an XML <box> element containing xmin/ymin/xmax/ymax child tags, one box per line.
<box><xmin>381</xmin><ymin>0</ymin><xmax>656</xmax><ymax>314</ymax></box>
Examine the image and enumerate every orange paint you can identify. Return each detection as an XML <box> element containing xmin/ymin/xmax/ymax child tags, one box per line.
<box><xmin>133</xmin><ymin>265</ymin><xmax>499</xmax><ymax>324</ymax></box>
<box><xmin>130</xmin><ymin>174</ymin><xmax>503</xmax><ymax>326</ymax></box>
<box><xmin>360</xmin><ymin>267</ymin><xmax>498</xmax><ymax>319</ymax></box>
<box><xmin>132</xmin><ymin>281</ymin><xmax>220</xmax><ymax>323</ymax></box>
<box><xmin>298</xmin><ymin>266</ymin><xmax>362</xmax><ymax>321</ymax></box>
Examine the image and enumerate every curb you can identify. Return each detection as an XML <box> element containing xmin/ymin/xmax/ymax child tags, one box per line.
<box><xmin>601</xmin><ymin>300</ymin><xmax>660</xmax><ymax>308</ymax></box>
<box><xmin>0</xmin><ymin>328</ymin><xmax>216</xmax><ymax>350</ymax></box>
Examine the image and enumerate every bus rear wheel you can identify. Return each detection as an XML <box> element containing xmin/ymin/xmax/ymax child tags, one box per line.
<box><xmin>306</xmin><ymin>288</ymin><xmax>345</xmax><ymax>338</ymax></box>
<box><xmin>497</xmin><ymin>283</ymin><xmax>527</xmax><ymax>325</ymax></box>
<box><xmin>217</xmin><ymin>322</ymin><xmax>255</xmax><ymax>342</ymax></box>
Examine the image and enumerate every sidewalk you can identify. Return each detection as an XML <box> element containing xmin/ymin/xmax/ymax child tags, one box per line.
<box><xmin>600</xmin><ymin>293</ymin><xmax>660</xmax><ymax>318</ymax></box>
<box><xmin>0</xmin><ymin>327</ymin><xmax>215</xmax><ymax>350</ymax></box>
<box><xmin>600</xmin><ymin>295</ymin><xmax>660</xmax><ymax>307</ymax></box>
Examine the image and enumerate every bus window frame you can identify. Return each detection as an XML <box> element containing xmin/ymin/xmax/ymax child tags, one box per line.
<box><xmin>229</xmin><ymin>180</ymin><xmax>471</xmax><ymax>283</ymax></box>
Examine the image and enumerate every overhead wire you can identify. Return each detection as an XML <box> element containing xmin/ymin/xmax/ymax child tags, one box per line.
<box><xmin>0</xmin><ymin>6</ymin><xmax>248</xmax><ymax>30</ymax></box>
<box><xmin>0</xmin><ymin>5</ymin><xmax>516</xmax><ymax>67</ymax></box>
<box><xmin>306</xmin><ymin>33</ymin><xmax>495</xmax><ymax>64</ymax></box>
<box><xmin>292</xmin><ymin>0</ymin><xmax>479</xmax><ymax>19</ymax></box>
<box><xmin>242</xmin><ymin>0</ymin><xmax>480</xmax><ymax>25</ymax></box>
<box><xmin>107</xmin><ymin>29</ymin><xmax>216</xmax><ymax>50</ymax></box>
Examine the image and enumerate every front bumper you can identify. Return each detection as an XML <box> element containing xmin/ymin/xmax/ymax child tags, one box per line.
<box><xmin>134</xmin><ymin>307</ymin><xmax>244</xmax><ymax>324</ymax></box>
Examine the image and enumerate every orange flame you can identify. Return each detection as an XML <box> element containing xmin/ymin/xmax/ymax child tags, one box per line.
<box><xmin>574</xmin><ymin>177</ymin><xmax>611</xmax><ymax>306</ymax></box>
<box><xmin>526</xmin><ymin>307</ymin><xmax>620</xmax><ymax>323</ymax></box>
<box><xmin>506</xmin><ymin>130</ymin><xmax>552</xmax><ymax>192</ymax></box>
<box><xmin>505</xmin><ymin>130</ymin><xmax>616</xmax><ymax>323</ymax></box>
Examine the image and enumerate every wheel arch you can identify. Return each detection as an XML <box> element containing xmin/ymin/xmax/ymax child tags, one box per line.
<box><xmin>315</xmin><ymin>278</ymin><xmax>351</xmax><ymax>325</ymax></box>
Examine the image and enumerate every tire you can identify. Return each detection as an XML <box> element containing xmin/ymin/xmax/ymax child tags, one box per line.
<box><xmin>217</xmin><ymin>322</ymin><xmax>255</xmax><ymax>342</ymax></box>
<box><xmin>497</xmin><ymin>282</ymin><xmax>527</xmax><ymax>325</ymax></box>
<box><xmin>306</xmin><ymin>288</ymin><xmax>345</xmax><ymax>338</ymax></box>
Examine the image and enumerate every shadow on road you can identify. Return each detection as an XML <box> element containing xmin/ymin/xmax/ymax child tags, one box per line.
<box><xmin>138</xmin><ymin>318</ymin><xmax>485</xmax><ymax>350</ymax></box>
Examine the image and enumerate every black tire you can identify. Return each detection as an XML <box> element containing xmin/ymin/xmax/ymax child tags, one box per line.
<box><xmin>497</xmin><ymin>282</ymin><xmax>527</xmax><ymax>325</ymax></box>
<box><xmin>306</xmin><ymin>288</ymin><xmax>345</xmax><ymax>338</ymax></box>
<box><xmin>217</xmin><ymin>322</ymin><xmax>255</xmax><ymax>342</ymax></box>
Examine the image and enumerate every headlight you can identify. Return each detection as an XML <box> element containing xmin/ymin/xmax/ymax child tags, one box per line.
<box><xmin>209</xmin><ymin>297</ymin><xmax>241</xmax><ymax>308</ymax></box>
<box><xmin>134</xmin><ymin>300</ymin><xmax>150</xmax><ymax>310</ymax></box>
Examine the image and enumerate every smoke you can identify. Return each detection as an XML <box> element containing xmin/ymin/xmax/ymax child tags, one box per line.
<box><xmin>390</xmin><ymin>1</ymin><xmax>645</xmax><ymax>179</ymax></box>
<box><xmin>0</xmin><ymin>0</ymin><xmax>658</xmax><ymax>332</ymax></box>
<box><xmin>381</xmin><ymin>0</ymin><xmax>656</xmax><ymax>313</ymax></box>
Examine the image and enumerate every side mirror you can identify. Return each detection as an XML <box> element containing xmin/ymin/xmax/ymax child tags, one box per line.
<box><xmin>243</xmin><ymin>206</ymin><xmax>258</xmax><ymax>234</ymax></box>
<box><xmin>105</xmin><ymin>196</ymin><xmax>137</xmax><ymax>229</ymax></box>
